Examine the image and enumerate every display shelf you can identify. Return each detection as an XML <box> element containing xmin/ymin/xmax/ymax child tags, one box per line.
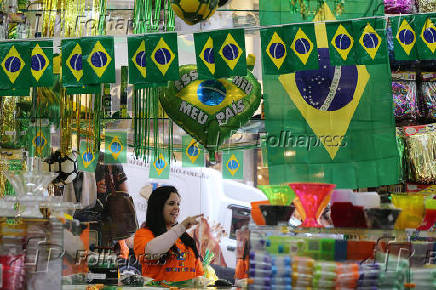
<box><xmin>0</xmin><ymin>196</ymin><xmax>82</xmax><ymax>210</ymax></box>
<box><xmin>249</xmin><ymin>225</ymin><xmax>436</xmax><ymax>241</ymax></box>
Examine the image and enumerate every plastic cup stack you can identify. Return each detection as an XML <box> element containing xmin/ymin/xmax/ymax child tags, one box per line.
<box><xmin>312</xmin><ymin>261</ymin><xmax>337</xmax><ymax>289</ymax></box>
<box><xmin>410</xmin><ymin>268</ymin><xmax>436</xmax><ymax>289</ymax></box>
<box><xmin>271</xmin><ymin>255</ymin><xmax>292</xmax><ymax>290</ymax></box>
<box><xmin>292</xmin><ymin>256</ymin><xmax>314</xmax><ymax>288</ymax></box>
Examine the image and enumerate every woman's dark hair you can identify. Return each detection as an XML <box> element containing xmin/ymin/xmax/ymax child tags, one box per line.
<box><xmin>143</xmin><ymin>185</ymin><xmax>200</xmax><ymax>260</ymax></box>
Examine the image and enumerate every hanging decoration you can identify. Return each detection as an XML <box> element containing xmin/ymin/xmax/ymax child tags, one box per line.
<box><xmin>171</xmin><ymin>0</ymin><xmax>219</xmax><ymax>25</ymax></box>
<box><xmin>159</xmin><ymin>64</ymin><xmax>261</xmax><ymax>161</ymax></box>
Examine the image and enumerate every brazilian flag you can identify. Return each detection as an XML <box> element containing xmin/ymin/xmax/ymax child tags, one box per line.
<box><xmin>128</xmin><ymin>36</ymin><xmax>147</xmax><ymax>85</ymax></box>
<box><xmin>260</xmin><ymin>26</ymin><xmax>293</xmax><ymax>75</ymax></box>
<box><xmin>416</xmin><ymin>13</ymin><xmax>436</xmax><ymax>60</ymax></box>
<box><xmin>222</xmin><ymin>150</ymin><xmax>244</xmax><ymax>180</ymax></box>
<box><xmin>147</xmin><ymin>32</ymin><xmax>179</xmax><ymax>81</ymax></box>
<box><xmin>149</xmin><ymin>152</ymin><xmax>170</xmax><ymax>179</ymax></box>
<box><xmin>82</xmin><ymin>36</ymin><xmax>115</xmax><ymax>84</ymax></box>
<box><xmin>0</xmin><ymin>41</ymin><xmax>31</xmax><ymax>89</ymax></box>
<box><xmin>61</xmin><ymin>38</ymin><xmax>84</xmax><ymax>87</ymax></box>
<box><xmin>0</xmin><ymin>88</ymin><xmax>30</xmax><ymax>96</ymax></box>
<box><xmin>326</xmin><ymin>21</ymin><xmax>356</xmax><ymax>66</ymax></box>
<box><xmin>391</xmin><ymin>15</ymin><xmax>418</xmax><ymax>61</ymax></box>
<box><xmin>194</xmin><ymin>28</ymin><xmax>247</xmax><ymax>79</ymax></box>
<box><xmin>289</xmin><ymin>23</ymin><xmax>318</xmax><ymax>71</ymax></box>
<box><xmin>104</xmin><ymin>130</ymin><xmax>127</xmax><ymax>164</ymax></box>
<box><xmin>182</xmin><ymin>135</ymin><xmax>204</xmax><ymax>168</ymax></box>
<box><xmin>78</xmin><ymin>141</ymin><xmax>98</xmax><ymax>172</ymax></box>
<box><xmin>30</xmin><ymin>40</ymin><xmax>53</xmax><ymax>87</ymax></box>
<box><xmin>354</xmin><ymin>18</ymin><xmax>388</xmax><ymax>65</ymax></box>
<box><xmin>27</xmin><ymin>125</ymin><xmax>50</xmax><ymax>158</ymax></box>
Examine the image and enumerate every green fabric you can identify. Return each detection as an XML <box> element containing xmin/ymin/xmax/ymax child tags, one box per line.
<box><xmin>0</xmin><ymin>88</ymin><xmax>29</xmax><ymax>96</ymax></box>
<box><xmin>260</xmin><ymin>26</ymin><xmax>293</xmax><ymax>75</ymax></box>
<box><xmin>77</xmin><ymin>141</ymin><xmax>98</xmax><ymax>172</ymax></box>
<box><xmin>353</xmin><ymin>18</ymin><xmax>388</xmax><ymax>65</ymax></box>
<box><xmin>261</xmin><ymin>0</ymin><xmax>400</xmax><ymax>189</ymax></box>
<box><xmin>134</xmin><ymin>82</ymin><xmax>168</xmax><ymax>89</ymax></box>
<box><xmin>128</xmin><ymin>36</ymin><xmax>146</xmax><ymax>85</ymax></box>
<box><xmin>0</xmin><ymin>41</ymin><xmax>31</xmax><ymax>89</ymax></box>
<box><xmin>289</xmin><ymin>23</ymin><xmax>318</xmax><ymax>71</ymax></box>
<box><xmin>194</xmin><ymin>29</ymin><xmax>247</xmax><ymax>79</ymax></box>
<box><xmin>222</xmin><ymin>150</ymin><xmax>244</xmax><ymax>180</ymax></box>
<box><xmin>27</xmin><ymin>125</ymin><xmax>50</xmax><ymax>157</ymax></box>
<box><xmin>82</xmin><ymin>36</ymin><xmax>115</xmax><ymax>84</ymax></box>
<box><xmin>149</xmin><ymin>152</ymin><xmax>170</xmax><ymax>179</ymax></box>
<box><xmin>416</xmin><ymin>13</ymin><xmax>436</xmax><ymax>60</ymax></box>
<box><xmin>182</xmin><ymin>135</ymin><xmax>204</xmax><ymax>168</ymax></box>
<box><xmin>61</xmin><ymin>38</ymin><xmax>84</xmax><ymax>87</ymax></box>
<box><xmin>104</xmin><ymin>130</ymin><xmax>127</xmax><ymax>164</ymax></box>
<box><xmin>390</xmin><ymin>15</ymin><xmax>418</xmax><ymax>61</ymax></box>
<box><xmin>326</xmin><ymin>21</ymin><xmax>356</xmax><ymax>66</ymax></box>
<box><xmin>30</xmin><ymin>40</ymin><xmax>54</xmax><ymax>87</ymax></box>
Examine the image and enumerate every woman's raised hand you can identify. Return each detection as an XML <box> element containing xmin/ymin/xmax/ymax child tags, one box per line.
<box><xmin>181</xmin><ymin>214</ymin><xmax>203</xmax><ymax>230</ymax></box>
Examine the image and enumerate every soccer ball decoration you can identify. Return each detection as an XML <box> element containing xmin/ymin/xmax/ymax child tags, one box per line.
<box><xmin>171</xmin><ymin>0</ymin><xmax>219</xmax><ymax>25</ymax></box>
<box><xmin>42</xmin><ymin>151</ymin><xmax>78</xmax><ymax>185</ymax></box>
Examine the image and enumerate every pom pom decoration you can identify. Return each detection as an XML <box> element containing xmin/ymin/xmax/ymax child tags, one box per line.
<box><xmin>171</xmin><ymin>0</ymin><xmax>219</xmax><ymax>25</ymax></box>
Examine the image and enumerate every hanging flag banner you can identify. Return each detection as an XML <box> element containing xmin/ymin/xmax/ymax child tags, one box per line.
<box><xmin>61</xmin><ymin>38</ymin><xmax>83</xmax><ymax>87</ymax></box>
<box><xmin>147</xmin><ymin>32</ymin><xmax>179</xmax><ymax>81</ymax></box>
<box><xmin>215</xmin><ymin>28</ymin><xmax>247</xmax><ymax>78</ymax></box>
<box><xmin>0</xmin><ymin>88</ymin><xmax>30</xmax><ymax>96</ymax></box>
<box><xmin>354</xmin><ymin>18</ymin><xmax>388</xmax><ymax>65</ymax></box>
<box><xmin>222</xmin><ymin>150</ymin><xmax>244</xmax><ymax>180</ymax></box>
<box><xmin>149</xmin><ymin>152</ymin><xmax>170</xmax><ymax>179</ymax></box>
<box><xmin>261</xmin><ymin>2</ymin><xmax>399</xmax><ymax>189</ymax></box>
<box><xmin>104</xmin><ymin>130</ymin><xmax>127</xmax><ymax>164</ymax></box>
<box><xmin>289</xmin><ymin>23</ymin><xmax>318</xmax><ymax>71</ymax></box>
<box><xmin>27</xmin><ymin>125</ymin><xmax>50</xmax><ymax>157</ymax></box>
<box><xmin>194</xmin><ymin>32</ymin><xmax>216</xmax><ymax>79</ymax></box>
<box><xmin>82</xmin><ymin>36</ymin><xmax>115</xmax><ymax>84</ymax></box>
<box><xmin>128</xmin><ymin>36</ymin><xmax>147</xmax><ymax>84</ymax></box>
<box><xmin>77</xmin><ymin>141</ymin><xmax>98</xmax><ymax>172</ymax></box>
<box><xmin>416</xmin><ymin>13</ymin><xmax>436</xmax><ymax>60</ymax></box>
<box><xmin>0</xmin><ymin>41</ymin><xmax>31</xmax><ymax>89</ymax></box>
<box><xmin>65</xmin><ymin>85</ymin><xmax>101</xmax><ymax>95</ymax></box>
<box><xmin>326</xmin><ymin>21</ymin><xmax>356</xmax><ymax>66</ymax></box>
<box><xmin>182</xmin><ymin>135</ymin><xmax>204</xmax><ymax>168</ymax></box>
<box><xmin>30</xmin><ymin>40</ymin><xmax>53</xmax><ymax>87</ymax></box>
<box><xmin>391</xmin><ymin>15</ymin><xmax>418</xmax><ymax>61</ymax></box>
<box><xmin>260</xmin><ymin>26</ymin><xmax>293</xmax><ymax>75</ymax></box>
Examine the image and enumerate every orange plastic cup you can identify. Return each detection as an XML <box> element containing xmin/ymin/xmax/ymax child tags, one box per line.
<box><xmin>250</xmin><ymin>200</ymin><xmax>270</xmax><ymax>225</ymax></box>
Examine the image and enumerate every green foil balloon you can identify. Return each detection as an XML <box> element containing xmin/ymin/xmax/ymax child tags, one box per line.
<box><xmin>160</xmin><ymin>65</ymin><xmax>261</xmax><ymax>161</ymax></box>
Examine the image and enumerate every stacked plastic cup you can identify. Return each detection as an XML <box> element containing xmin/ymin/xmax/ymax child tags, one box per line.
<box><xmin>312</xmin><ymin>261</ymin><xmax>337</xmax><ymax>289</ymax></box>
<box><xmin>336</xmin><ymin>263</ymin><xmax>359</xmax><ymax>289</ymax></box>
<box><xmin>271</xmin><ymin>255</ymin><xmax>292</xmax><ymax>290</ymax></box>
<box><xmin>410</xmin><ymin>268</ymin><xmax>436</xmax><ymax>289</ymax></box>
<box><xmin>292</xmin><ymin>256</ymin><xmax>314</xmax><ymax>288</ymax></box>
<box><xmin>249</xmin><ymin>251</ymin><xmax>273</xmax><ymax>289</ymax></box>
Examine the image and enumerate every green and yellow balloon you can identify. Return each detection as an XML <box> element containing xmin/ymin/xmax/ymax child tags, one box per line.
<box><xmin>160</xmin><ymin>64</ymin><xmax>261</xmax><ymax>161</ymax></box>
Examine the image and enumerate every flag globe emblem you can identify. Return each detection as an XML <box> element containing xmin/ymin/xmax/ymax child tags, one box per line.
<box><xmin>66</xmin><ymin>43</ymin><xmax>83</xmax><ymax>81</ymax></box>
<box><xmin>153</xmin><ymin>153</ymin><xmax>168</xmax><ymax>175</ymax></box>
<box><xmin>219</xmin><ymin>33</ymin><xmax>243</xmax><ymax>70</ymax></box>
<box><xmin>171</xmin><ymin>0</ymin><xmax>219</xmax><ymax>25</ymax></box>
<box><xmin>152</xmin><ymin>37</ymin><xmax>175</xmax><ymax>76</ymax></box>
<box><xmin>186</xmin><ymin>139</ymin><xmax>200</xmax><ymax>163</ymax></box>
<box><xmin>291</xmin><ymin>28</ymin><xmax>314</xmax><ymax>65</ymax></box>
<box><xmin>421</xmin><ymin>18</ymin><xmax>436</xmax><ymax>53</ymax></box>
<box><xmin>81</xmin><ymin>150</ymin><xmax>95</xmax><ymax>168</ymax></box>
<box><xmin>396</xmin><ymin>19</ymin><xmax>416</xmax><ymax>55</ymax></box>
<box><xmin>226</xmin><ymin>154</ymin><xmax>240</xmax><ymax>176</ymax></box>
<box><xmin>88</xmin><ymin>41</ymin><xmax>112</xmax><ymax>78</ymax></box>
<box><xmin>197</xmin><ymin>80</ymin><xmax>227</xmax><ymax>106</ymax></box>
<box><xmin>266</xmin><ymin>32</ymin><xmax>287</xmax><ymax>69</ymax></box>
<box><xmin>31</xmin><ymin>44</ymin><xmax>49</xmax><ymax>81</ymax></box>
<box><xmin>132</xmin><ymin>40</ymin><xmax>146</xmax><ymax>78</ymax></box>
<box><xmin>109</xmin><ymin>136</ymin><xmax>123</xmax><ymax>160</ymax></box>
<box><xmin>2</xmin><ymin>46</ymin><xmax>25</xmax><ymax>83</ymax></box>
<box><xmin>32</xmin><ymin>130</ymin><xmax>47</xmax><ymax>154</ymax></box>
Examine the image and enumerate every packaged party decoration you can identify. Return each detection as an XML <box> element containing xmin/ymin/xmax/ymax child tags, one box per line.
<box><xmin>392</xmin><ymin>72</ymin><xmax>418</xmax><ymax>124</ymax></box>
<box><xmin>417</xmin><ymin>0</ymin><xmax>436</xmax><ymax>12</ymax></box>
<box><xmin>384</xmin><ymin>0</ymin><xmax>416</xmax><ymax>14</ymax></box>
<box><xmin>420</xmin><ymin>72</ymin><xmax>436</xmax><ymax>121</ymax></box>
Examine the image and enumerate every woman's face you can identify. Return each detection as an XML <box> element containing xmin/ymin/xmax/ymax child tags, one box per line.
<box><xmin>163</xmin><ymin>192</ymin><xmax>181</xmax><ymax>227</ymax></box>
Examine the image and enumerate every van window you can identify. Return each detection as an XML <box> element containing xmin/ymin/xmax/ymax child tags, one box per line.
<box><xmin>228</xmin><ymin>205</ymin><xmax>250</xmax><ymax>240</ymax></box>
